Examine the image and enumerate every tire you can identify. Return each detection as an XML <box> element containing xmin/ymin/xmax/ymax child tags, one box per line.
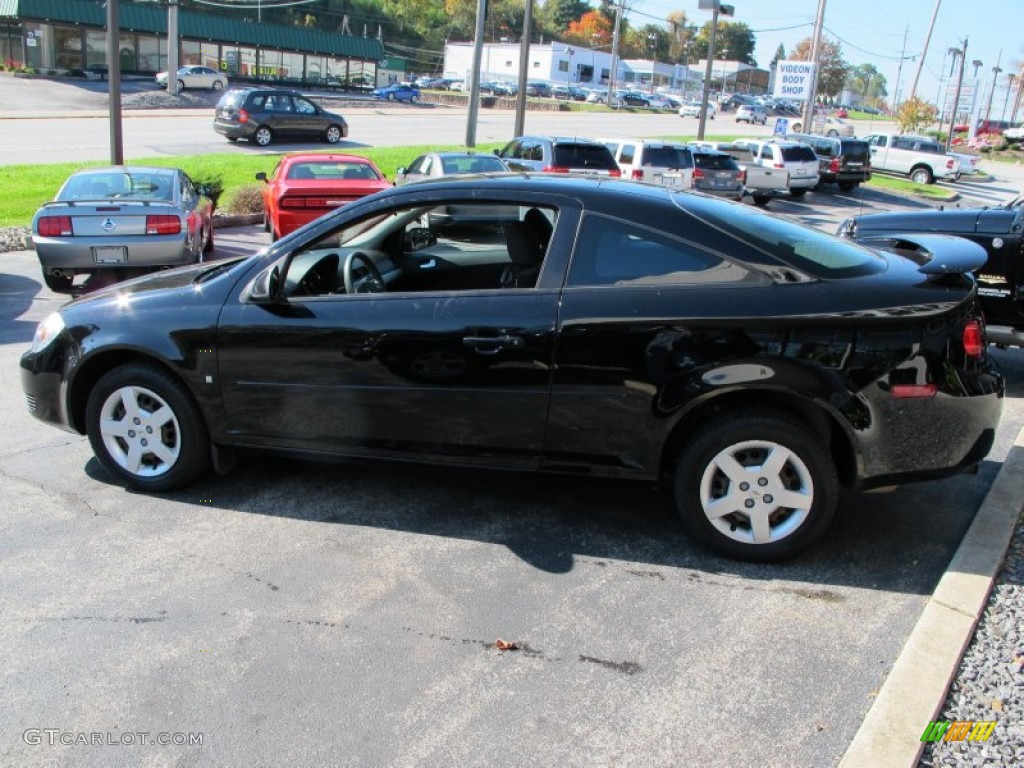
<box><xmin>252</xmin><ymin>126</ymin><xmax>273</xmax><ymax>147</ymax></box>
<box><xmin>792</xmin><ymin>122</ymin><xmax>802</xmax><ymax>132</ymax></box>
<box><xmin>387</xmin><ymin>92</ymin><xmax>395</xmax><ymax>101</ymax></box>
<box><xmin>838</xmin><ymin>181</ymin><xmax>857</xmax><ymax>192</ymax></box>
<box><xmin>672</xmin><ymin>412</ymin><xmax>838</xmax><ymax>561</ymax></box>
<box><xmin>42</xmin><ymin>269</ymin><xmax>73</xmax><ymax>292</ymax></box>
<box><xmin>827</xmin><ymin>129</ymin><xmax>838</xmax><ymax>137</ymax></box>
<box><xmin>176</xmin><ymin>79</ymin><xmax>185</xmax><ymax>92</ymax></box>
<box><xmin>85</xmin><ymin>363</ymin><xmax>210</xmax><ymax>492</ymax></box>
<box><xmin>410</xmin><ymin>94</ymin><xmax>419</xmax><ymax>103</ymax></box>
<box><xmin>226</xmin><ymin>136</ymin><xmax>238</xmax><ymax>143</ymax></box>
<box><xmin>752</xmin><ymin>194</ymin><xmax>770</xmax><ymax>207</ymax></box>
<box><xmin>910</xmin><ymin>166</ymin><xmax>933</xmax><ymax>184</ymax></box>
<box><xmin>325</xmin><ymin>124</ymin><xmax>342</xmax><ymax>144</ymax></box>
<box><xmin>202</xmin><ymin>221</ymin><xmax>214</xmax><ymax>254</ymax></box>
<box><xmin>263</xmin><ymin>212</ymin><xmax>271</xmax><ymax>233</ymax></box>
<box><xmin>790</xmin><ymin>188</ymin><xmax>808</xmax><ymax>197</ymax></box>
<box><xmin>212</xmin><ymin>80</ymin><xmax>224</xmax><ymax>91</ymax></box>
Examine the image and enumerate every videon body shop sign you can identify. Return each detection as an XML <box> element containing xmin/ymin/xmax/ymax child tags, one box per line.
<box><xmin>773</xmin><ymin>60</ymin><xmax>816</xmax><ymax>101</ymax></box>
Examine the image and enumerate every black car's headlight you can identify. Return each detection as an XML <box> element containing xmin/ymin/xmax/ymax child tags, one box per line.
<box><xmin>31</xmin><ymin>312</ymin><xmax>65</xmax><ymax>353</ymax></box>
<box><xmin>836</xmin><ymin>217</ymin><xmax>857</xmax><ymax>239</ymax></box>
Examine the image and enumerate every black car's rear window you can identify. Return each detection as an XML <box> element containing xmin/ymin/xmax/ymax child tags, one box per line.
<box><xmin>553</xmin><ymin>144</ymin><xmax>617</xmax><ymax>170</ymax></box>
<box><xmin>840</xmin><ymin>140</ymin><xmax>871</xmax><ymax>163</ymax></box>
<box><xmin>781</xmin><ymin>145</ymin><xmax>818</xmax><ymax>162</ymax></box>
<box><xmin>694</xmin><ymin>153</ymin><xmax>740</xmax><ymax>171</ymax></box>
<box><xmin>673</xmin><ymin>194</ymin><xmax>886</xmax><ymax>278</ymax></box>
<box><xmin>642</xmin><ymin>146</ymin><xmax>694</xmax><ymax>169</ymax></box>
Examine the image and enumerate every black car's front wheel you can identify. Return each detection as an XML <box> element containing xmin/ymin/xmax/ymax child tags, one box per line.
<box><xmin>85</xmin><ymin>363</ymin><xmax>210</xmax><ymax>492</ymax></box>
<box><xmin>325</xmin><ymin>125</ymin><xmax>343</xmax><ymax>143</ymax></box>
<box><xmin>673</xmin><ymin>412</ymin><xmax>838</xmax><ymax>561</ymax></box>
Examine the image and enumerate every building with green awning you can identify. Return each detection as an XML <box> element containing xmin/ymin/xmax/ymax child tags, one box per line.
<box><xmin>0</xmin><ymin>0</ymin><xmax>385</xmax><ymax>86</ymax></box>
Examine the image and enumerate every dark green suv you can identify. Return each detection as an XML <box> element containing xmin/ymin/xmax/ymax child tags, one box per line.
<box><xmin>213</xmin><ymin>88</ymin><xmax>349</xmax><ymax>147</ymax></box>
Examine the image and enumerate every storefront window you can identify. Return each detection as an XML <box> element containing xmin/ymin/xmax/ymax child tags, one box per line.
<box><xmin>180</xmin><ymin>40</ymin><xmax>200</xmax><ymax>66</ymax></box>
<box><xmin>223</xmin><ymin>45</ymin><xmax>256</xmax><ymax>77</ymax></box>
<box><xmin>54</xmin><ymin>26</ymin><xmax>83</xmax><ymax>70</ymax></box>
<box><xmin>259</xmin><ymin>49</ymin><xmax>283</xmax><ymax>80</ymax></box>
<box><xmin>119</xmin><ymin>33</ymin><xmax>136</xmax><ymax>71</ymax></box>
<box><xmin>281</xmin><ymin>52</ymin><xmax>303</xmax><ymax>81</ymax></box>
<box><xmin>85</xmin><ymin>30</ymin><xmax>106</xmax><ymax>68</ymax></box>
<box><xmin>138</xmin><ymin>35</ymin><xmax>166</xmax><ymax>72</ymax></box>
<box><xmin>199</xmin><ymin>43</ymin><xmax>221</xmax><ymax>71</ymax></box>
<box><xmin>305</xmin><ymin>55</ymin><xmax>325</xmax><ymax>83</ymax></box>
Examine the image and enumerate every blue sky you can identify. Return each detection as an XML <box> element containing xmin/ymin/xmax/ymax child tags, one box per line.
<box><xmin>626</xmin><ymin>0</ymin><xmax>1024</xmax><ymax>114</ymax></box>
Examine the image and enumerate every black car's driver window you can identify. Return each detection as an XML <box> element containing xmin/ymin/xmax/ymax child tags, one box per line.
<box><xmin>567</xmin><ymin>214</ymin><xmax>748</xmax><ymax>287</ymax></box>
<box><xmin>283</xmin><ymin>203</ymin><xmax>558</xmax><ymax>297</ymax></box>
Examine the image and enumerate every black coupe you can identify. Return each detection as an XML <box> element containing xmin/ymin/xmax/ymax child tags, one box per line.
<box><xmin>21</xmin><ymin>176</ymin><xmax>1004</xmax><ymax>561</ymax></box>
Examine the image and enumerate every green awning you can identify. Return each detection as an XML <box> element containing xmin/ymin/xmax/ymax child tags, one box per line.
<box><xmin>0</xmin><ymin>0</ymin><xmax>384</xmax><ymax>60</ymax></box>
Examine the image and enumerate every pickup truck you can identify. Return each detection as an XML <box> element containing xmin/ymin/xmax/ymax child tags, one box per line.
<box><xmin>689</xmin><ymin>141</ymin><xmax>789</xmax><ymax>206</ymax></box>
<box><xmin>861</xmin><ymin>133</ymin><xmax>960</xmax><ymax>184</ymax></box>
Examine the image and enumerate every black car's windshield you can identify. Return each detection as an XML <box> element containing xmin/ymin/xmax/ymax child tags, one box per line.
<box><xmin>674</xmin><ymin>194</ymin><xmax>886</xmax><ymax>278</ymax></box>
<box><xmin>194</xmin><ymin>256</ymin><xmax>251</xmax><ymax>284</ymax></box>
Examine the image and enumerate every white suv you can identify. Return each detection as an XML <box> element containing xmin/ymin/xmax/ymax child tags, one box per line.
<box><xmin>738</xmin><ymin>139</ymin><xmax>820</xmax><ymax>197</ymax></box>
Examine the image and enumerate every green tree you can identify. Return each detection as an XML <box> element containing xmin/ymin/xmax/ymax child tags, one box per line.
<box><xmin>773</xmin><ymin>43</ymin><xmax>785</xmax><ymax>64</ymax></box>
<box><xmin>847</xmin><ymin>63</ymin><xmax>888</xmax><ymax>106</ymax></box>
<box><xmin>621</xmin><ymin>24</ymin><xmax>671</xmax><ymax>60</ymax></box>
<box><xmin>895</xmin><ymin>96</ymin><xmax>938</xmax><ymax>133</ymax></box>
<box><xmin>692</xmin><ymin>21</ymin><xmax>756</xmax><ymax>66</ymax></box>
<box><xmin>538</xmin><ymin>0</ymin><xmax>594</xmax><ymax>33</ymax></box>
<box><xmin>666</xmin><ymin>11</ymin><xmax>698</xmax><ymax>64</ymax></box>
<box><xmin>791</xmin><ymin>36</ymin><xmax>850</xmax><ymax>99</ymax></box>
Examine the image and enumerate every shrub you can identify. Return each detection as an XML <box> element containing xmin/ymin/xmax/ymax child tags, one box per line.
<box><xmin>969</xmin><ymin>132</ymin><xmax>1008</xmax><ymax>152</ymax></box>
<box><xmin>221</xmin><ymin>183</ymin><xmax>265</xmax><ymax>215</ymax></box>
<box><xmin>895</xmin><ymin>96</ymin><xmax>938</xmax><ymax>134</ymax></box>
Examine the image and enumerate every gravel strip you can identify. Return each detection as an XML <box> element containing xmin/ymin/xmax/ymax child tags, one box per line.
<box><xmin>919</xmin><ymin>512</ymin><xmax>1024</xmax><ymax>767</ymax></box>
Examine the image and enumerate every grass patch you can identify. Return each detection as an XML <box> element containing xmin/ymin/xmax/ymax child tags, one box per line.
<box><xmin>0</xmin><ymin>143</ymin><xmax>504</xmax><ymax>227</ymax></box>
<box><xmin>865</xmin><ymin>174</ymin><xmax>956</xmax><ymax>199</ymax></box>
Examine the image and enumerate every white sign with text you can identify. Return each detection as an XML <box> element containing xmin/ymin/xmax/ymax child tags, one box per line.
<box><xmin>773</xmin><ymin>60</ymin><xmax>816</xmax><ymax>101</ymax></box>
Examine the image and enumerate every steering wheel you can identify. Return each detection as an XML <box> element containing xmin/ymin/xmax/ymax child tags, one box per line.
<box><xmin>342</xmin><ymin>251</ymin><xmax>386</xmax><ymax>294</ymax></box>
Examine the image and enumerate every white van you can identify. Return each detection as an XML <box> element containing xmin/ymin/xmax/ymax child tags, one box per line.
<box><xmin>599</xmin><ymin>138</ymin><xmax>695</xmax><ymax>189</ymax></box>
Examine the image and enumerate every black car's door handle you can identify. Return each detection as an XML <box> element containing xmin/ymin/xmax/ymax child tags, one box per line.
<box><xmin>462</xmin><ymin>335</ymin><xmax>524</xmax><ymax>355</ymax></box>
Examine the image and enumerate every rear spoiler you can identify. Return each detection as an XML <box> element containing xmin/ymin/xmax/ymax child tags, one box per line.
<box><xmin>855</xmin><ymin>233</ymin><xmax>988</xmax><ymax>275</ymax></box>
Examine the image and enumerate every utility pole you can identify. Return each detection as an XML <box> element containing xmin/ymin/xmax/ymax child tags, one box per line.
<box><xmin>908</xmin><ymin>0</ymin><xmax>941</xmax><ymax>101</ymax></box>
<box><xmin>945</xmin><ymin>38</ymin><xmax>967</xmax><ymax>152</ymax></box>
<box><xmin>464</xmin><ymin>0</ymin><xmax>487</xmax><ymax>147</ymax></box>
<box><xmin>167</xmin><ymin>0</ymin><xmax>179</xmax><ymax>96</ymax></box>
<box><xmin>607</xmin><ymin>2</ymin><xmax>624</xmax><ymax>108</ymax></box>
<box><xmin>892</xmin><ymin>25</ymin><xmax>909</xmax><ymax>113</ymax></box>
<box><xmin>800</xmin><ymin>0</ymin><xmax>826</xmax><ymax>134</ymax></box>
<box><xmin>107</xmin><ymin>0</ymin><xmax>123</xmax><ymax>164</ymax></box>
<box><xmin>697</xmin><ymin>1</ymin><xmax>734</xmax><ymax>141</ymax></box>
<box><xmin>1012</xmin><ymin>71</ymin><xmax>1024</xmax><ymax>126</ymax></box>
<box><xmin>513</xmin><ymin>0</ymin><xmax>533</xmax><ymax>137</ymax></box>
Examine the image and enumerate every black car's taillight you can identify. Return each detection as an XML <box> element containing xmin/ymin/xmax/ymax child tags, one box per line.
<box><xmin>963</xmin><ymin>319</ymin><xmax>984</xmax><ymax>358</ymax></box>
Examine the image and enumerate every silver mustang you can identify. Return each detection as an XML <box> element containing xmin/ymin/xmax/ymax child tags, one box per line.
<box><xmin>32</xmin><ymin>166</ymin><xmax>214</xmax><ymax>293</ymax></box>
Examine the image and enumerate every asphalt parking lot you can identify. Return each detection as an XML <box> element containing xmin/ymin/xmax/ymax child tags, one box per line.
<box><xmin>2</xmin><ymin>171</ymin><xmax>1024</xmax><ymax>765</ymax></box>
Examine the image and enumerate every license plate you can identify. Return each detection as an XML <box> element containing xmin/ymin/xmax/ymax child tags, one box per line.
<box><xmin>93</xmin><ymin>246</ymin><xmax>127</xmax><ymax>264</ymax></box>
<box><xmin>848</xmin><ymin>162</ymin><xmax>862</xmax><ymax>167</ymax></box>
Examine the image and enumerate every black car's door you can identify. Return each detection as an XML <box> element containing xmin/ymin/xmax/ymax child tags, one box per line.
<box><xmin>291</xmin><ymin>95</ymin><xmax>326</xmax><ymax>140</ymax></box>
<box><xmin>215</xmin><ymin>195</ymin><xmax>575</xmax><ymax>468</ymax></box>
<box><xmin>975</xmin><ymin>207</ymin><xmax>1024</xmax><ymax>326</ymax></box>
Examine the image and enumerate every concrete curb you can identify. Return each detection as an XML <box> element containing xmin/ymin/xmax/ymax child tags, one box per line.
<box><xmin>839</xmin><ymin>425</ymin><xmax>1024</xmax><ymax>768</ymax></box>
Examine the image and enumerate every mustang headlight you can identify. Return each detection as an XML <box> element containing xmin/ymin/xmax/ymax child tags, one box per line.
<box><xmin>836</xmin><ymin>217</ymin><xmax>857</xmax><ymax>239</ymax></box>
<box><xmin>31</xmin><ymin>312</ymin><xmax>65</xmax><ymax>353</ymax></box>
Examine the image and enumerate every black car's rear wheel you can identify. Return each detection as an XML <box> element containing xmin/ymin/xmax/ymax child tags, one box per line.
<box><xmin>838</xmin><ymin>181</ymin><xmax>857</xmax><ymax>192</ymax></box>
<box><xmin>86</xmin><ymin>363</ymin><xmax>210</xmax><ymax>492</ymax></box>
<box><xmin>252</xmin><ymin>126</ymin><xmax>273</xmax><ymax>147</ymax></box>
<box><xmin>325</xmin><ymin>125</ymin><xmax>343</xmax><ymax>143</ymax></box>
<box><xmin>673</xmin><ymin>412</ymin><xmax>837</xmax><ymax>561</ymax></box>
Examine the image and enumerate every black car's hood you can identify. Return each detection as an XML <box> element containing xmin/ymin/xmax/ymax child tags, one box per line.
<box><xmin>65</xmin><ymin>258</ymin><xmax>251</xmax><ymax>309</ymax></box>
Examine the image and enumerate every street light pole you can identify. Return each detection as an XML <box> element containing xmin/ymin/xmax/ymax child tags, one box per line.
<box><xmin>984</xmin><ymin>57</ymin><xmax>1003</xmax><ymax>127</ymax></box>
<box><xmin>945</xmin><ymin>39</ymin><xmax>967</xmax><ymax>151</ymax></box>
<box><xmin>1002</xmin><ymin>73</ymin><xmax>1017</xmax><ymax>122</ymax></box>
<box><xmin>697</xmin><ymin>0</ymin><xmax>735</xmax><ymax>141</ymax></box>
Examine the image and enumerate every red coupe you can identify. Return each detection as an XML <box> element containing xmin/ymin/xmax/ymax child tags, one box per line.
<box><xmin>257</xmin><ymin>154</ymin><xmax>391</xmax><ymax>239</ymax></box>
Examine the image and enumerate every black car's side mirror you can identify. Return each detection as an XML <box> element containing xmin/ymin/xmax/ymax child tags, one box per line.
<box><xmin>248</xmin><ymin>264</ymin><xmax>280</xmax><ymax>303</ymax></box>
<box><xmin>255</xmin><ymin>172</ymin><xmax>268</xmax><ymax>183</ymax></box>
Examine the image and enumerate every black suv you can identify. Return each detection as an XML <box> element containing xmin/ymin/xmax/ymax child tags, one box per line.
<box><xmin>495</xmin><ymin>136</ymin><xmax>620</xmax><ymax>175</ymax></box>
<box><xmin>787</xmin><ymin>132</ymin><xmax>872</xmax><ymax>191</ymax></box>
<box><xmin>213</xmin><ymin>88</ymin><xmax>349</xmax><ymax>147</ymax></box>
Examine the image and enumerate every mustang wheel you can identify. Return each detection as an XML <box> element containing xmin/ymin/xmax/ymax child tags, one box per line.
<box><xmin>86</xmin><ymin>363</ymin><xmax>210</xmax><ymax>492</ymax></box>
<box><xmin>673</xmin><ymin>413</ymin><xmax>837</xmax><ymax>561</ymax></box>
<box><xmin>253</xmin><ymin>126</ymin><xmax>273</xmax><ymax>147</ymax></box>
